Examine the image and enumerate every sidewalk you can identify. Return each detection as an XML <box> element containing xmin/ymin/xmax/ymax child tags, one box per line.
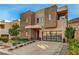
<box><xmin>59</xmin><ymin>43</ymin><xmax>69</xmax><ymax>55</ymax></box>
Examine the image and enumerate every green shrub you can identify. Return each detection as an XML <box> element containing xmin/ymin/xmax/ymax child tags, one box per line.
<box><xmin>65</xmin><ymin>26</ymin><xmax>75</xmax><ymax>39</ymax></box>
<box><xmin>18</xmin><ymin>38</ymin><xmax>29</xmax><ymax>43</ymax></box>
<box><xmin>68</xmin><ymin>39</ymin><xmax>79</xmax><ymax>55</ymax></box>
<box><xmin>0</xmin><ymin>37</ymin><xmax>2</xmax><ymax>41</ymax></box>
<box><xmin>11</xmin><ymin>38</ymin><xmax>29</xmax><ymax>46</ymax></box>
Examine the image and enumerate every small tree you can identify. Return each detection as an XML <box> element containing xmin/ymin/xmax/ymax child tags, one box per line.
<box><xmin>9</xmin><ymin>23</ymin><xmax>20</xmax><ymax>39</ymax></box>
<box><xmin>65</xmin><ymin>26</ymin><xmax>75</xmax><ymax>39</ymax></box>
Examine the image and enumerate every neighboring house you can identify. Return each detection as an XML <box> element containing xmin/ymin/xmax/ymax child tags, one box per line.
<box><xmin>69</xmin><ymin>17</ymin><xmax>79</xmax><ymax>39</ymax></box>
<box><xmin>20</xmin><ymin>5</ymin><xmax>68</xmax><ymax>42</ymax></box>
<box><xmin>0</xmin><ymin>20</ymin><xmax>11</xmax><ymax>39</ymax></box>
<box><xmin>0</xmin><ymin>20</ymin><xmax>20</xmax><ymax>39</ymax></box>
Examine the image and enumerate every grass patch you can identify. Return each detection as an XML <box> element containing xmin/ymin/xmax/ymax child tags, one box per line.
<box><xmin>11</xmin><ymin>38</ymin><xmax>29</xmax><ymax>46</ymax></box>
<box><xmin>17</xmin><ymin>38</ymin><xmax>29</xmax><ymax>43</ymax></box>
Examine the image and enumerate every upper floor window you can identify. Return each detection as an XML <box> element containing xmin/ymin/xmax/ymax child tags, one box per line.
<box><xmin>36</xmin><ymin>17</ymin><xmax>44</xmax><ymax>26</ymax></box>
<box><xmin>59</xmin><ymin>16</ymin><xmax>65</xmax><ymax>20</ymax></box>
<box><xmin>37</xmin><ymin>17</ymin><xmax>44</xmax><ymax>23</ymax></box>
<box><xmin>26</xmin><ymin>18</ymin><xmax>28</xmax><ymax>23</ymax></box>
<box><xmin>37</xmin><ymin>18</ymin><xmax>39</xmax><ymax>24</ymax></box>
<box><xmin>48</xmin><ymin>14</ymin><xmax>52</xmax><ymax>21</ymax></box>
<box><xmin>75</xmin><ymin>24</ymin><xmax>79</xmax><ymax>29</ymax></box>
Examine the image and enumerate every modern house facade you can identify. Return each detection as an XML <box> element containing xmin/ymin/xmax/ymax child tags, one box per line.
<box><xmin>69</xmin><ymin>17</ymin><xmax>79</xmax><ymax>39</ymax></box>
<box><xmin>20</xmin><ymin>5</ymin><xmax>68</xmax><ymax>42</ymax></box>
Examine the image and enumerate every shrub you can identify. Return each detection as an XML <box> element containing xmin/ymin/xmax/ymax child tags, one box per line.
<box><xmin>0</xmin><ymin>37</ymin><xmax>2</xmax><ymax>41</ymax></box>
<box><xmin>11</xmin><ymin>37</ymin><xmax>17</xmax><ymax>40</ymax></box>
<box><xmin>68</xmin><ymin>39</ymin><xmax>79</xmax><ymax>55</ymax></box>
<box><xmin>0</xmin><ymin>37</ymin><xmax>9</xmax><ymax>43</ymax></box>
<box><xmin>11</xmin><ymin>38</ymin><xmax>29</xmax><ymax>46</ymax></box>
<box><xmin>65</xmin><ymin>26</ymin><xmax>75</xmax><ymax>39</ymax></box>
<box><xmin>18</xmin><ymin>38</ymin><xmax>29</xmax><ymax>43</ymax></box>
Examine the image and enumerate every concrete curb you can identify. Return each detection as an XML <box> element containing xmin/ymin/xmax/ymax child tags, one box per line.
<box><xmin>0</xmin><ymin>49</ymin><xmax>15</xmax><ymax>55</ymax></box>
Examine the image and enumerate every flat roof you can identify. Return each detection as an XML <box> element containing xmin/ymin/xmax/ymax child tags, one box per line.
<box><xmin>69</xmin><ymin>17</ymin><xmax>79</xmax><ymax>24</ymax></box>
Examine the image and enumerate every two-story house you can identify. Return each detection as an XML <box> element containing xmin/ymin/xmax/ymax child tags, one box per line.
<box><xmin>20</xmin><ymin>5</ymin><xmax>68</xmax><ymax>42</ymax></box>
<box><xmin>0</xmin><ymin>20</ymin><xmax>11</xmax><ymax>39</ymax></box>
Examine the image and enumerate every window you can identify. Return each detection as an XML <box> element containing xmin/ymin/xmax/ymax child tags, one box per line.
<box><xmin>41</xmin><ymin>17</ymin><xmax>44</xmax><ymax>23</ymax></box>
<box><xmin>77</xmin><ymin>25</ymin><xmax>79</xmax><ymax>29</ymax></box>
<box><xmin>26</xmin><ymin>18</ymin><xmax>28</xmax><ymax>23</ymax></box>
<box><xmin>0</xmin><ymin>24</ymin><xmax>5</xmax><ymax>29</ymax></box>
<box><xmin>39</xmin><ymin>17</ymin><xmax>44</xmax><ymax>23</ymax></box>
<box><xmin>37</xmin><ymin>17</ymin><xmax>44</xmax><ymax>23</ymax></box>
<box><xmin>37</xmin><ymin>17</ymin><xmax>44</xmax><ymax>26</ymax></box>
<box><xmin>37</xmin><ymin>18</ymin><xmax>39</xmax><ymax>24</ymax></box>
<box><xmin>59</xmin><ymin>16</ymin><xmax>65</xmax><ymax>20</ymax></box>
<box><xmin>48</xmin><ymin>14</ymin><xmax>52</xmax><ymax>21</ymax></box>
<box><xmin>75</xmin><ymin>24</ymin><xmax>79</xmax><ymax>29</ymax></box>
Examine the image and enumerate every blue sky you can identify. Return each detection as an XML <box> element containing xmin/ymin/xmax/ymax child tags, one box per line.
<box><xmin>0</xmin><ymin>4</ymin><xmax>79</xmax><ymax>21</ymax></box>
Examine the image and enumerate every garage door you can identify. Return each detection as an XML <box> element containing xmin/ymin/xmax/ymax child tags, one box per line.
<box><xmin>1</xmin><ymin>34</ymin><xmax>9</xmax><ymax>39</ymax></box>
<box><xmin>42</xmin><ymin>31</ymin><xmax>62</xmax><ymax>42</ymax></box>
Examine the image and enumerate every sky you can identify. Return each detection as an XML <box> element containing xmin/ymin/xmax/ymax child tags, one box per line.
<box><xmin>0</xmin><ymin>4</ymin><xmax>79</xmax><ymax>21</ymax></box>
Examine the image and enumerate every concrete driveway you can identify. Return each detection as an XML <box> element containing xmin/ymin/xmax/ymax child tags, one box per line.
<box><xmin>10</xmin><ymin>41</ymin><xmax>63</xmax><ymax>55</ymax></box>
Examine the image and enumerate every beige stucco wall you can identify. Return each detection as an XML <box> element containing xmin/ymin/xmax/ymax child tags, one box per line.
<box><xmin>75</xmin><ymin>30</ymin><xmax>79</xmax><ymax>40</ymax></box>
<box><xmin>0</xmin><ymin>22</ymin><xmax>11</xmax><ymax>35</ymax></box>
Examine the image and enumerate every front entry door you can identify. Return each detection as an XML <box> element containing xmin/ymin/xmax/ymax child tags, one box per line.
<box><xmin>36</xmin><ymin>30</ymin><xmax>40</xmax><ymax>40</ymax></box>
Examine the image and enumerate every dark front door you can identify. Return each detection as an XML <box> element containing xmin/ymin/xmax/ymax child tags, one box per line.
<box><xmin>35</xmin><ymin>29</ymin><xmax>40</xmax><ymax>40</ymax></box>
<box><xmin>36</xmin><ymin>30</ymin><xmax>40</xmax><ymax>40</ymax></box>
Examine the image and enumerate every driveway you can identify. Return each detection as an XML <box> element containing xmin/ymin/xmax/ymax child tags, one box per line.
<box><xmin>10</xmin><ymin>41</ymin><xmax>63</xmax><ymax>55</ymax></box>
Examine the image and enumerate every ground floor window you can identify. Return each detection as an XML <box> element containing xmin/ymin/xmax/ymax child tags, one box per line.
<box><xmin>42</xmin><ymin>31</ymin><xmax>62</xmax><ymax>42</ymax></box>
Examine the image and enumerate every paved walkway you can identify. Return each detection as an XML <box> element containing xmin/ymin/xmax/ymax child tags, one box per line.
<box><xmin>59</xmin><ymin>43</ymin><xmax>69</xmax><ymax>55</ymax></box>
<box><xmin>0</xmin><ymin>49</ymin><xmax>13</xmax><ymax>55</ymax></box>
<box><xmin>9</xmin><ymin>41</ymin><xmax>63</xmax><ymax>55</ymax></box>
<box><xmin>0</xmin><ymin>52</ymin><xmax>8</xmax><ymax>55</ymax></box>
